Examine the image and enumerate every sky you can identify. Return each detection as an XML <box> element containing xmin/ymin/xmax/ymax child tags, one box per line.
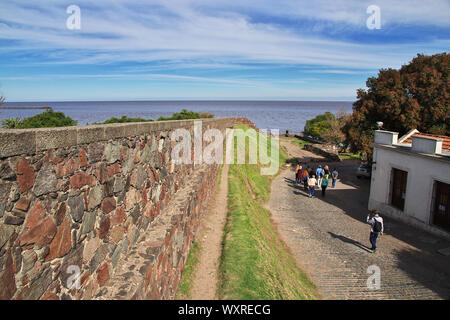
<box><xmin>0</xmin><ymin>0</ymin><xmax>449</xmax><ymax>102</ymax></box>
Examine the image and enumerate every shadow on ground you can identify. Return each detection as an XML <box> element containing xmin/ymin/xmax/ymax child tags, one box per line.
<box><xmin>283</xmin><ymin>160</ymin><xmax>450</xmax><ymax>299</ymax></box>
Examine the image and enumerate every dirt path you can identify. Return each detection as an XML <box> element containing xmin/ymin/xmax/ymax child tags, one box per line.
<box><xmin>189</xmin><ymin>164</ymin><xmax>229</xmax><ymax>300</ymax></box>
<box><xmin>280</xmin><ymin>138</ymin><xmax>325</xmax><ymax>162</ymax></box>
<box><xmin>269</xmin><ymin>139</ymin><xmax>450</xmax><ymax>299</ymax></box>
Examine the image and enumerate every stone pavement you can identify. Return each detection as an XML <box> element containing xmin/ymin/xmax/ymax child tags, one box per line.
<box><xmin>269</xmin><ymin>158</ymin><xmax>450</xmax><ymax>299</ymax></box>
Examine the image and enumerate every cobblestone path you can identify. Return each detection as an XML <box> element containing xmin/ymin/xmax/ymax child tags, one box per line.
<box><xmin>269</xmin><ymin>140</ymin><xmax>450</xmax><ymax>299</ymax></box>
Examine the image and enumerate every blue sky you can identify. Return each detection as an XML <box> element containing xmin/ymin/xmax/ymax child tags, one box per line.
<box><xmin>0</xmin><ymin>0</ymin><xmax>449</xmax><ymax>102</ymax></box>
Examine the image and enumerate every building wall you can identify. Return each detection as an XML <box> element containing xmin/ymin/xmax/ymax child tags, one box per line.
<box><xmin>368</xmin><ymin>145</ymin><xmax>450</xmax><ymax>239</ymax></box>
<box><xmin>0</xmin><ymin>117</ymin><xmax>256</xmax><ymax>300</ymax></box>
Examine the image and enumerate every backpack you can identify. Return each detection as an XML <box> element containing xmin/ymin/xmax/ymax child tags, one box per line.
<box><xmin>321</xmin><ymin>177</ymin><xmax>329</xmax><ymax>186</ymax></box>
<box><xmin>373</xmin><ymin>219</ymin><xmax>382</xmax><ymax>233</ymax></box>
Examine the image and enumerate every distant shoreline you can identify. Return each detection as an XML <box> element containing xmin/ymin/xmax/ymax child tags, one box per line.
<box><xmin>0</xmin><ymin>106</ymin><xmax>51</xmax><ymax>110</ymax></box>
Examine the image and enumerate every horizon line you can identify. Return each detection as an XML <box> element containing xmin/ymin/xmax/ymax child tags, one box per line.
<box><xmin>4</xmin><ymin>99</ymin><xmax>356</xmax><ymax>103</ymax></box>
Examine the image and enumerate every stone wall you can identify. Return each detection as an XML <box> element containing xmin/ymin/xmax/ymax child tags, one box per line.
<box><xmin>0</xmin><ymin>117</ymin><xmax>255</xmax><ymax>300</ymax></box>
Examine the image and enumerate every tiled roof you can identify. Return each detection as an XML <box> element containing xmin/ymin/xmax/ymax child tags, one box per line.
<box><xmin>402</xmin><ymin>133</ymin><xmax>450</xmax><ymax>153</ymax></box>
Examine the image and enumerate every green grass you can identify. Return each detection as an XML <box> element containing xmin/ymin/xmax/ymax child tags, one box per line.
<box><xmin>218</xmin><ymin>126</ymin><xmax>319</xmax><ymax>300</ymax></box>
<box><xmin>338</xmin><ymin>152</ymin><xmax>361</xmax><ymax>160</ymax></box>
<box><xmin>283</xmin><ymin>136</ymin><xmax>313</xmax><ymax>148</ymax></box>
<box><xmin>175</xmin><ymin>242</ymin><xmax>201</xmax><ymax>299</ymax></box>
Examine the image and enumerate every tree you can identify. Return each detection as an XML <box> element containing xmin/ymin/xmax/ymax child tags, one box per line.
<box><xmin>319</xmin><ymin>109</ymin><xmax>350</xmax><ymax>147</ymax></box>
<box><xmin>304</xmin><ymin>110</ymin><xmax>350</xmax><ymax>146</ymax></box>
<box><xmin>343</xmin><ymin>53</ymin><xmax>449</xmax><ymax>162</ymax></box>
<box><xmin>304</xmin><ymin>112</ymin><xmax>333</xmax><ymax>138</ymax></box>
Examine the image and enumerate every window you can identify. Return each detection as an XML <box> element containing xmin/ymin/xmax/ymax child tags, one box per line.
<box><xmin>433</xmin><ymin>181</ymin><xmax>450</xmax><ymax>232</ymax></box>
<box><xmin>391</xmin><ymin>168</ymin><xmax>408</xmax><ymax>211</ymax></box>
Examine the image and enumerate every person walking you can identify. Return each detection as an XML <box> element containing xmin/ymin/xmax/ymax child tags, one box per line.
<box><xmin>295</xmin><ymin>164</ymin><xmax>300</xmax><ymax>184</ymax></box>
<box><xmin>321</xmin><ymin>174</ymin><xmax>329</xmax><ymax>196</ymax></box>
<box><xmin>331</xmin><ymin>168</ymin><xmax>338</xmax><ymax>188</ymax></box>
<box><xmin>324</xmin><ymin>165</ymin><xmax>330</xmax><ymax>176</ymax></box>
<box><xmin>296</xmin><ymin>164</ymin><xmax>303</xmax><ymax>184</ymax></box>
<box><xmin>316</xmin><ymin>165</ymin><xmax>323</xmax><ymax>188</ymax></box>
<box><xmin>308</xmin><ymin>174</ymin><xmax>317</xmax><ymax>198</ymax></box>
<box><xmin>366</xmin><ymin>210</ymin><xmax>384</xmax><ymax>252</ymax></box>
<box><xmin>302</xmin><ymin>168</ymin><xmax>309</xmax><ymax>191</ymax></box>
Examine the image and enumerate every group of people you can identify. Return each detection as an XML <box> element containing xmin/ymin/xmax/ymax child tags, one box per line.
<box><xmin>294</xmin><ymin>163</ymin><xmax>385</xmax><ymax>253</ymax></box>
<box><xmin>295</xmin><ymin>164</ymin><xmax>338</xmax><ymax>198</ymax></box>
<box><xmin>294</xmin><ymin>163</ymin><xmax>385</xmax><ymax>252</ymax></box>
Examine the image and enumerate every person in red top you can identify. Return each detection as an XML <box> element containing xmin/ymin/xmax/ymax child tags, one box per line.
<box><xmin>302</xmin><ymin>169</ymin><xmax>309</xmax><ymax>191</ymax></box>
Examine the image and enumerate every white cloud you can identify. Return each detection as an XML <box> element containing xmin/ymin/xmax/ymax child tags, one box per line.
<box><xmin>1</xmin><ymin>1</ymin><xmax>448</xmax><ymax>70</ymax></box>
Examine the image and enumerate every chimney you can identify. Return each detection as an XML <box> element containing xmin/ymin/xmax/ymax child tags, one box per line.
<box><xmin>374</xmin><ymin>130</ymin><xmax>399</xmax><ymax>145</ymax></box>
<box><xmin>411</xmin><ymin>136</ymin><xmax>443</xmax><ymax>155</ymax></box>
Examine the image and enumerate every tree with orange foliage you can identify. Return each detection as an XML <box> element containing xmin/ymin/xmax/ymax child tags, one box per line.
<box><xmin>343</xmin><ymin>53</ymin><xmax>449</xmax><ymax>163</ymax></box>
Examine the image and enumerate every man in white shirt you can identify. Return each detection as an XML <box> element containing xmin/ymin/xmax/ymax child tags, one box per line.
<box><xmin>366</xmin><ymin>210</ymin><xmax>384</xmax><ymax>252</ymax></box>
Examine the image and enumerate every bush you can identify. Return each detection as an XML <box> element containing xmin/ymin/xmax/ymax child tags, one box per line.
<box><xmin>157</xmin><ymin>109</ymin><xmax>202</xmax><ymax>121</ymax></box>
<box><xmin>99</xmin><ymin>115</ymin><xmax>153</xmax><ymax>124</ymax></box>
<box><xmin>1</xmin><ymin>110</ymin><xmax>77</xmax><ymax>129</ymax></box>
<box><xmin>1</xmin><ymin>118</ymin><xmax>20</xmax><ymax>129</ymax></box>
<box><xmin>199</xmin><ymin>112</ymin><xmax>214</xmax><ymax>119</ymax></box>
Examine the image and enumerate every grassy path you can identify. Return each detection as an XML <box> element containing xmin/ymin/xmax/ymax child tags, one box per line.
<box><xmin>218</xmin><ymin>127</ymin><xmax>319</xmax><ymax>299</ymax></box>
<box><xmin>176</xmin><ymin>163</ymin><xmax>229</xmax><ymax>299</ymax></box>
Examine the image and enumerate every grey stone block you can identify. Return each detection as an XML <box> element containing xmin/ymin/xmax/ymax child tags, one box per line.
<box><xmin>77</xmin><ymin>125</ymin><xmax>105</xmax><ymax>144</ymax></box>
<box><xmin>0</xmin><ymin>224</ymin><xmax>15</xmax><ymax>249</ymax></box>
<box><xmin>136</xmin><ymin>122</ymin><xmax>155</xmax><ymax>136</ymax></box>
<box><xmin>0</xmin><ymin>129</ymin><xmax>36</xmax><ymax>157</ymax></box>
<box><xmin>35</xmin><ymin>127</ymin><xmax>78</xmax><ymax>151</ymax></box>
<box><xmin>122</xmin><ymin>123</ymin><xmax>138</xmax><ymax>138</ymax></box>
<box><xmin>104</xmin><ymin>124</ymin><xmax>125</xmax><ymax>140</ymax></box>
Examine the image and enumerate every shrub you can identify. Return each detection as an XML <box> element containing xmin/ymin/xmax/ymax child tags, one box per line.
<box><xmin>1</xmin><ymin>118</ymin><xmax>21</xmax><ymax>129</ymax></box>
<box><xmin>157</xmin><ymin>109</ymin><xmax>202</xmax><ymax>121</ymax></box>
<box><xmin>199</xmin><ymin>112</ymin><xmax>214</xmax><ymax>118</ymax></box>
<box><xmin>99</xmin><ymin>115</ymin><xmax>153</xmax><ymax>124</ymax></box>
<box><xmin>2</xmin><ymin>110</ymin><xmax>77</xmax><ymax>129</ymax></box>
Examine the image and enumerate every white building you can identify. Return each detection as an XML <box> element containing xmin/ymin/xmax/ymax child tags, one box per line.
<box><xmin>369</xmin><ymin>129</ymin><xmax>450</xmax><ymax>239</ymax></box>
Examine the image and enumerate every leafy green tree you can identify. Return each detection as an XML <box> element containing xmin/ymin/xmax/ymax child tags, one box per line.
<box><xmin>304</xmin><ymin>110</ymin><xmax>349</xmax><ymax>146</ymax></box>
<box><xmin>304</xmin><ymin>112</ymin><xmax>333</xmax><ymax>138</ymax></box>
<box><xmin>343</xmin><ymin>53</ymin><xmax>449</xmax><ymax>162</ymax></box>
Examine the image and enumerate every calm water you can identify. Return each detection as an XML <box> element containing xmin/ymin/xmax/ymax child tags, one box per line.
<box><xmin>1</xmin><ymin>101</ymin><xmax>354</xmax><ymax>133</ymax></box>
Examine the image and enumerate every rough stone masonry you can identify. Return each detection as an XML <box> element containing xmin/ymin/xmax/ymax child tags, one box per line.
<box><xmin>0</xmin><ymin>117</ymin><xmax>256</xmax><ymax>300</ymax></box>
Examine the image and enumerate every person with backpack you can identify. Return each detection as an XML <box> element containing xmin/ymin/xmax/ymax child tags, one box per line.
<box><xmin>331</xmin><ymin>168</ymin><xmax>338</xmax><ymax>188</ymax></box>
<box><xmin>366</xmin><ymin>210</ymin><xmax>384</xmax><ymax>252</ymax></box>
<box><xmin>321</xmin><ymin>173</ymin><xmax>329</xmax><ymax>196</ymax></box>
<box><xmin>316</xmin><ymin>165</ymin><xmax>324</xmax><ymax>188</ymax></box>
